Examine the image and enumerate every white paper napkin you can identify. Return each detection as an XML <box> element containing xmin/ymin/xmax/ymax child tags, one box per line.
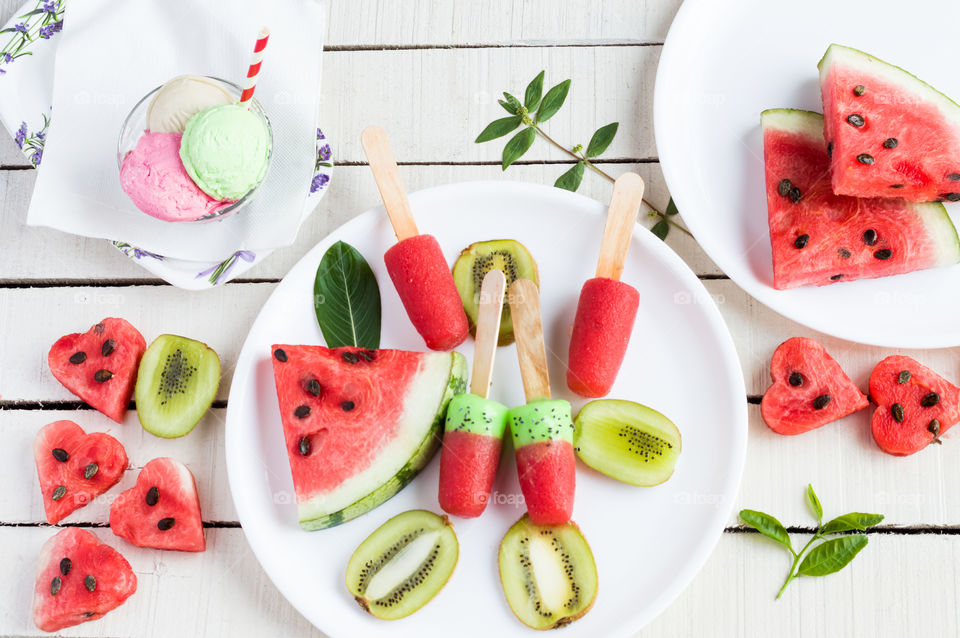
<box><xmin>25</xmin><ymin>0</ymin><xmax>326</xmax><ymax>262</ymax></box>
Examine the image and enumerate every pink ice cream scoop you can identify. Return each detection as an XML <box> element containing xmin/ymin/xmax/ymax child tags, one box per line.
<box><xmin>120</xmin><ymin>132</ymin><xmax>229</xmax><ymax>222</ymax></box>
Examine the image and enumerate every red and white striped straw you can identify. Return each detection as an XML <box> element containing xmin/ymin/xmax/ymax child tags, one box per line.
<box><xmin>239</xmin><ymin>27</ymin><xmax>270</xmax><ymax>107</ymax></box>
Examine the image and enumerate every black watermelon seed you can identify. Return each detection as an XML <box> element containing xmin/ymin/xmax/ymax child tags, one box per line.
<box><xmin>847</xmin><ymin>113</ymin><xmax>865</xmax><ymax>127</ymax></box>
<box><xmin>52</xmin><ymin>448</ymin><xmax>69</xmax><ymax>463</ymax></box>
<box><xmin>51</xmin><ymin>577</ymin><xmax>62</xmax><ymax>596</ymax></box>
<box><xmin>93</xmin><ymin>369</ymin><xmax>113</xmax><ymax>383</ymax></box>
<box><xmin>882</xmin><ymin>138</ymin><xmax>898</xmax><ymax>149</ymax></box>
<box><xmin>789</xmin><ymin>372</ymin><xmax>804</xmax><ymax>387</ymax></box>
<box><xmin>273</xmin><ymin>348</ymin><xmax>288</xmax><ymax>362</ymax></box>
<box><xmin>101</xmin><ymin>339</ymin><xmax>116</xmax><ymax>357</ymax></box>
<box><xmin>891</xmin><ymin>403</ymin><xmax>904</xmax><ymax>423</ymax></box>
<box><xmin>862</xmin><ymin>229</ymin><xmax>877</xmax><ymax>245</ymax></box>
<box><xmin>94</xmin><ymin>323</ymin><xmax>104</xmax><ymax>335</ymax></box>
<box><xmin>778</xmin><ymin>179</ymin><xmax>792</xmax><ymax>197</ymax></box>
<box><xmin>357</xmin><ymin>350</ymin><xmax>374</xmax><ymax>362</ymax></box>
<box><xmin>827</xmin><ymin>141</ymin><xmax>834</xmax><ymax>157</ymax></box>
<box><xmin>60</xmin><ymin>557</ymin><xmax>72</xmax><ymax>576</ymax></box>
<box><xmin>921</xmin><ymin>392</ymin><xmax>940</xmax><ymax>407</ymax></box>
<box><xmin>69</xmin><ymin>351</ymin><xmax>86</xmax><ymax>364</ymax></box>
<box><xmin>890</xmin><ymin>184</ymin><xmax>905</xmax><ymax>189</ymax></box>
<box><xmin>794</xmin><ymin>234</ymin><xmax>810</xmax><ymax>249</ymax></box>
<box><xmin>84</xmin><ymin>575</ymin><xmax>96</xmax><ymax>592</ymax></box>
<box><xmin>929</xmin><ymin>419</ymin><xmax>941</xmax><ymax>436</ymax></box>
<box><xmin>84</xmin><ymin>463</ymin><xmax>98</xmax><ymax>480</ymax></box>
<box><xmin>940</xmin><ymin>192</ymin><xmax>960</xmax><ymax>202</ymax></box>
<box><xmin>857</xmin><ymin>153</ymin><xmax>874</xmax><ymax>165</ymax></box>
<box><xmin>84</xmin><ymin>612</ymin><xmax>95</xmax><ymax>618</ymax></box>
<box><xmin>854</xmin><ymin>85</ymin><xmax>865</xmax><ymax>96</ymax></box>
<box><xmin>157</xmin><ymin>518</ymin><xmax>176</xmax><ymax>531</ymax></box>
<box><xmin>789</xmin><ymin>187</ymin><xmax>802</xmax><ymax>203</ymax></box>
<box><xmin>874</xmin><ymin>249</ymin><xmax>893</xmax><ymax>260</ymax></box>
<box><xmin>145</xmin><ymin>486</ymin><xmax>159</xmax><ymax>506</ymax></box>
<box><xmin>830</xmin><ymin>274</ymin><xmax>844</xmax><ymax>281</ymax></box>
<box><xmin>341</xmin><ymin>351</ymin><xmax>359</xmax><ymax>364</ymax></box>
<box><xmin>294</xmin><ymin>405</ymin><xmax>311</xmax><ymax>419</ymax></box>
<box><xmin>898</xmin><ymin>370</ymin><xmax>911</xmax><ymax>384</ymax></box>
<box><xmin>341</xmin><ymin>400</ymin><xmax>355</xmax><ymax>411</ymax></box>
<box><xmin>813</xmin><ymin>394</ymin><xmax>831</xmax><ymax>410</ymax></box>
<box><xmin>949</xmin><ymin>173</ymin><xmax>960</xmax><ymax>181</ymax></box>
<box><xmin>52</xmin><ymin>485</ymin><xmax>66</xmax><ymax>501</ymax></box>
<box><xmin>298</xmin><ymin>437</ymin><xmax>311</xmax><ymax>456</ymax></box>
<box><xmin>838</xmin><ymin>248</ymin><xmax>851</xmax><ymax>259</ymax></box>
<box><xmin>305</xmin><ymin>379</ymin><xmax>322</xmax><ymax>397</ymax></box>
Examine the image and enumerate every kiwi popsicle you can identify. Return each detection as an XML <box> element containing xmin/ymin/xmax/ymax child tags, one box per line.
<box><xmin>567</xmin><ymin>173</ymin><xmax>645</xmax><ymax>397</ymax></box>
<box><xmin>438</xmin><ymin>270</ymin><xmax>509</xmax><ymax>517</ymax></box>
<box><xmin>361</xmin><ymin>126</ymin><xmax>469</xmax><ymax>351</ymax></box>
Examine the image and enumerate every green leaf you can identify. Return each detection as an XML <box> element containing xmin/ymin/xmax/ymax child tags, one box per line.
<box><xmin>525</xmin><ymin>70</ymin><xmax>545</xmax><ymax>111</ymax></box>
<box><xmin>585</xmin><ymin>122</ymin><xmax>619</xmax><ymax>158</ymax></box>
<box><xmin>313</xmin><ymin>241</ymin><xmax>381</xmax><ymax>349</ymax></box>
<box><xmin>797</xmin><ymin>535</ymin><xmax>869</xmax><ymax>577</ymax></box>
<box><xmin>554</xmin><ymin>162</ymin><xmax>585</xmax><ymax>192</ymax></box>
<box><xmin>821</xmin><ymin>513</ymin><xmax>885</xmax><ymax>535</ymax></box>
<box><xmin>502</xmin><ymin>128</ymin><xmax>536</xmax><ymax>171</ymax></box>
<box><xmin>475</xmin><ymin>115</ymin><xmax>523</xmax><ymax>143</ymax></box>
<box><xmin>807</xmin><ymin>484</ymin><xmax>823</xmax><ymax>525</ymax></box>
<box><xmin>739</xmin><ymin>509</ymin><xmax>793</xmax><ymax>551</ymax></box>
<box><xmin>665</xmin><ymin>198</ymin><xmax>680</xmax><ymax>216</ymax></box>
<box><xmin>502</xmin><ymin>92</ymin><xmax>522</xmax><ymax>113</ymax></box>
<box><xmin>498</xmin><ymin>99</ymin><xmax>515</xmax><ymax>114</ymax></box>
<box><xmin>535</xmin><ymin>79</ymin><xmax>571</xmax><ymax>123</ymax></box>
<box><xmin>650</xmin><ymin>218</ymin><xmax>670</xmax><ymax>241</ymax></box>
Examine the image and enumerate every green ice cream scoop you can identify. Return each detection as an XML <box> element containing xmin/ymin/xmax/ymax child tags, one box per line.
<box><xmin>444</xmin><ymin>393</ymin><xmax>509</xmax><ymax>437</ymax></box>
<box><xmin>179</xmin><ymin>104</ymin><xmax>271</xmax><ymax>201</ymax></box>
<box><xmin>508</xmin><ymin>398</ymin><xmax>574</xmax><ymax>448</ymax></box>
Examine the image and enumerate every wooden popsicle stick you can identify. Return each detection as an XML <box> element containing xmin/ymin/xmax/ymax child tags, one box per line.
<box><xmin>469</xmin><ymin>269</ymin><xmax>507</xmax><ymax>398</ymax></box>
<box><xmin>360</xmin><ymin>126</ymin><xmax>419</xmax><ymax>241</ymax></box>
<box><xmin>595</xmin><ymin>172</ymin><xmax>645</xmax><ymax>280</ymax></box>
<box><xmin>508</xmin><ymin>278</ymin><xmax>551</xmax><ymax>402</ymax></box>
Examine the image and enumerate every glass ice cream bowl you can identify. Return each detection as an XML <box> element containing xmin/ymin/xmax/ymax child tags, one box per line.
<box><xmin>117</xmin><ymin>76</ymin><xmax>273</xmax><ymax>223</ymax></box>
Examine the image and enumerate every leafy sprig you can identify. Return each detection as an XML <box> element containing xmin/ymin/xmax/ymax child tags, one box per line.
<box><xmin>740</xmin><ymin>484</ymin><xmax>884</xmax><ymax>599</ymax></box>
<box><xmin>475</xmin><ymin>70</ymin><xmax>690</xmax><ymax>240</ymax></box>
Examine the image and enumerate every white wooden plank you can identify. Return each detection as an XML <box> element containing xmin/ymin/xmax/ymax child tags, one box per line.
<box><xmin>0</xmin><ymin>409</ymin><xmax>235</xmax><ymax>524</ymax></box>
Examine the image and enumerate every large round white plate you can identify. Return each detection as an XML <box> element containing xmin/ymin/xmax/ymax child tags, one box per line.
<box><xmin>225</xmin><ymin>181</ymin><xmax>747</xmax><ymax>637</ymax></box>
<box><xmin>655</xmin><ymin>0</ymin><xmax>960</xmax><ymax>348</ymax></box>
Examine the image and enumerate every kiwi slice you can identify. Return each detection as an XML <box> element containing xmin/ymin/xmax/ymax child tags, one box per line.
<box><xmin>498</xmin><ymin>514</ymin><xmax>597</xmax><ymax>630</ymax></box>
<box><xmin>452</xmin><ymin>239</ymin><xmax>538</xmax><ymax>346</ymax></box>
<box><xmin>574</xmin><ymin>399</ymin><xmax>681</xmax><ymax>486</ymax></box>
<box><xmin>346</xmin><ymin>509</ymin><xmax>458</xmax><ymax>620</ymax></box>
<box><xmin>135</xmin><ymin>334</ymin><xmax>220</xmax><ymax>438</ymax></box>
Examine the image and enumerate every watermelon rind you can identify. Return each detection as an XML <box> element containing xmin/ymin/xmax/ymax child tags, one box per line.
<box><xmin>298</xmin><ymin>352</ymin><xmax>467</xmax><ymax>531</ymax></box>
<box><xmin>761</xmin><ymin>108</ymin><xmax>960</xmax><ymax>270</ymax></box>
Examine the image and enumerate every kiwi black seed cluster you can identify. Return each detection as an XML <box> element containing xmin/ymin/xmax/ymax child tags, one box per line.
<box><xmin>472</xmin><ymin>249</ymin><xmax>521</xmax><ymax>287</ymax></box>
<box><xmin>355</xmin><ymin>525</ymin><xmax>444</xmax><ymax>609</ymax></box>
<box><xmin>616</xmin><ymin>423</ymin><xmax>673</xmax><ymax>461</ymax></box>
<box><xmin>517</xmin><ymin>530</ymin><xmax>580</xmax><ymax>618</ymax></box>
<box><xmin>157</xmin><ymin>348</ymin><xmax>197</xmax><ymax>405</ymax></box>
<box><xmin>373</xmin><ymin>543</ymin><xmax>442</xmax><ymax>610</ymax></box>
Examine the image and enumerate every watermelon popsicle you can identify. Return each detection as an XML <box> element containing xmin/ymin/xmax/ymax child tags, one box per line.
<box><xmin>361</xmin><ymin>126</ymin><xmax>469</xmax><ymax>351</ymax></box>
<box><xmin>567</xmin><ymin>173</ymin><xmax>646</xmax><ymax>397</ymax></box>
<box><xmin>508</xmin><ymin>278</ymin><xmax>576</xmax><ymax>526</ymax></box>
<box><xmin>438</xmin><ymin>270</ymin><xmax>510</xmax><ymax>517</ymax></box>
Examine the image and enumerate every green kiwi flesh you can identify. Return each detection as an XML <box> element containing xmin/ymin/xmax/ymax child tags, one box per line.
<box><xmin>346</xmin><ymin>509</ymin><xmax>458</xmax><ymax>620</ymax></box>
<box><xmin>574</xmin><ymin>399</ymin><xmax>681</xmax><ymax>486</ymax></box>
<box><xmin>452</xmin><ymin>239</ymin><xmax>539</xmax><ymax>346</ymax></box>
<box><xmin>135</xmin><ymin>334</ymin><xmax>221</xmax><ymax>438</ymax></box>
<box><xmin>498</xmin><ymin>514</ymin><xmax>597</xmax><ymax>630</ymax></box>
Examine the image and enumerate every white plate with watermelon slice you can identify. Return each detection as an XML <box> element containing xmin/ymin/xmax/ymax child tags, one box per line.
<box><xmin>224</xmin><ymin>181</ymin><xmax>747</xmax><ymax>637</ymax></box>
<box><xmin>655</xmin><ymin>0</ymin><xmax>960</xmax><ymax>348</ymax></box>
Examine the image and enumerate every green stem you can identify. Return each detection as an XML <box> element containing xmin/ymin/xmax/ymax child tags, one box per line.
<box><xmin>776</xmin><ymin>532</ymin><xmax>821</xmax><ymax>600</ymax></box>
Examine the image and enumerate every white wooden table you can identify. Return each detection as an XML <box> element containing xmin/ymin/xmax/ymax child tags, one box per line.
<box><xmin>1</xmin><ymin>1</ymin><xmax>958</xmax><ymax>636</ymax></box>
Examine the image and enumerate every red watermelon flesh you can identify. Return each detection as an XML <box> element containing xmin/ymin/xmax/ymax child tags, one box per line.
<box><xmin>34</xmin><ymin>420</ymin><xmax>128</xmax><ymax>525</ymax></box>
<box><xmin>438</xmin><ymin>431</ymin><xmax>502</xmax><ymax>518</ymax></box>
<box><xmin>761</xmin><ymin>337</ymin><xmax>868</xmax><ymax>435</ymax></box>
<box><xmin>762</xmin><ymin>109</ymin><xmax>960</xmax><ymax>289</ymax></box>
<box><xmin>110</xmin><ymin>457</ymin><xmax>205</xmax><ymax>552</ymax></box>
<box><xmin>869</xmin><ymin>356</ymin><xmax>960</xmax><ymax>456</ymax></box>
<box><xmin>819</xmin><ymin>44</ymin><xmax>960</xmax><ymax>202</ymax></box>
<box><xmin>271</xmin><ymin>344</ymin><xmax>467</xmax><ymax>530</ymax></box>
<box><xmin>48</xmin><ymin>318</ymin><xmax>146</xmax><ymax>422</ymax></box>
<box><xmin>33</xmin><ymin>528</ymin><xmax>137</xmax><ymax>632</ymax></box>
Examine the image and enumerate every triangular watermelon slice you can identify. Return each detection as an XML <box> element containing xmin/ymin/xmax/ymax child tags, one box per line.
<box><xmin>762</xmin><ymin>108</ymin><xmax>960</xmax><ymax>289</ymax></box>
<box><xmin>270</xmin><ymin>345</ymin><xmax>467</xmax><ymax>530</ymax></box>
<box><xmin>819</xmin><ymin>44</ymin><xmax>960</xmax><ymax>202</ymax></box>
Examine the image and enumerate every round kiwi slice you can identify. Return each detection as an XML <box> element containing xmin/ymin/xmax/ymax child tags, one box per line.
<box><xmin>346</xmin><ymin>509</ymin><xmax>458</xmax><ymax>620</ymax></box>
<box><xmin>135</xmin><ymin>334</ymin><xmax>221</xmax><ymax>438</ymax></box>
<box><xmin>498</xmin><ymin>514</ymin><xmax>597</xmax><ymax>630</ymax></box>
<box><xmin>452</xmin><ymin>239</ymin><xmax>538</xmax><ymax>346</ymax></box>
<box><xmin>574</xmin><ymin>399</ymin><xmax>681</xmax><ymax>486</ymax></box>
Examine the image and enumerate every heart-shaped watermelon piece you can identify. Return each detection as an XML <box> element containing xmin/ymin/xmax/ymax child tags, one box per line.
<box><xmin>34</xmin><ymin>420</ymin><xmax>128</xmax><ymax>525</ymax></box>
<box><xmin>33</xmin><ymin>527</ymin><xmax>137</xmax><ymax>632</ymax></box>
<box><xmin>48</xmin><ymin>318</ymin><xmax>146</xmax><ymax>423</ymax></box>
<box><xmin>761</xmin><ymin>337</ymin><xmax>869</xmax><ymax>435</ymax></box>
<box><xmin>109</xmin><ymin>457</ymin><xmax>205</xmax><ymax>552</ymax></box>
<box><xmin>869</xmin><ymin>356</ymin><xmax>960</xmax><ymax>456</ymax></box>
